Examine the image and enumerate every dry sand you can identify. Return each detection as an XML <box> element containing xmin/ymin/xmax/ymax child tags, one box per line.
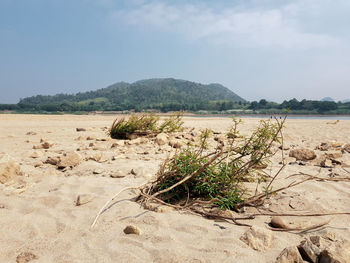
<box><xmin>0</xmin><ymin>114</ymin><xmax>350</xmax><ymax>262</ymax></box>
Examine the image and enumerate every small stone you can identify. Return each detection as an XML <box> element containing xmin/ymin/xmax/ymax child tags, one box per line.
<box><xmin>330</xmin><ymin>142</ymin><xmax>342</xmax><ymax>148</ymax></box>
<box><xmin>93</xmin><ymin>168</ymin><xmax>104</xmax><ymax>174</ymax></box>
<box><xmin>325</xmin><ymin>151</ymin><xmax>342</xmax><ymax>159</ymax></box>
<box><xmin>169</xmin><ymin>140</ymin><xmax>183</xmax><ymax>149</ymax></box>
<box><xmin>76</xmin><ymin>128</ymin><xmax>86</xmax><ymax>132</ymax></box>
<box><xmin>57</xmin><ymin>152</ymin><xmax>82</xmax><ymax>168</ymax></box>
<box><xmin>110</xmin><ymin>170</ymin><xmax>125</xmax><ymax>178</ymax></box>
<box><xmin>44</xmin><ymin>156</ymin><xmax>60</xmax><ymax>165</ymax></box>
<box><xmin>344</xmin><ymin>143</ymin><xmax>350</xmax><ymax>153</ymax></box>
<box><xmin>321</xmin><ymin>159</ymin><xmax>333</xmax><ymax>168</ymax></box>
<box><xmin>156</xmin><ymin>133</ymin><xmax>168</xmax><ymax>146</ymax></box>
<box><xmin>16</xmin><ymin>252</ymin><xmax>38</xmax><ymax>263</ymax></box>
<box><xmin>26</xmin><ymin>131</ymin><xmax>37</xmax><ymax>136</ymax></box>
<box><xmin>240</xmin><ymin>226</ymin><xmax>274</xmax><ymax>251</ymax></box>
<box><xmin>75</xmin><ymin>194</ymin><xmax>95</xmax><ymax>206</ymax></box>
<box><xmin>279</xmin><ymin>144</ymin><xmax>290</xmax><ymax>150</ymax></box>
<box><xmin>123</xmin><ymin>225</ymin><xmax>141</xmax><ymax>235</ymax></box>
<box><xmin>270</xmin><ymin>217</ymin><xmax>289</xmax><ymax>229</ymax></box>
<box><xmin>289</xmin><ymin>148</ymin><xmax>317</xmax><ymax>161</ymax></box>
<box><xmin>317</xmin><ymin>142</ymin><xmax>331</xmax><ymax>151</ymax></box>
<box><xmin>111</xmin><ymin>141</ymin><xmax>124</xmax><ymax>148</ymax></box>
<box><xmin>127</xmin><ymin>138</ymin><xmax>143</xmax><ymax>145</ymax></box>
<box><xmin>130</xmin><ymin>169</ymin><xmax>137</xmax><ymax>175</ymax></box>
<box><xmin>275</xmin><ymin>246</ymin><xmax>303</xmax><ymax>263</ymax></box>
<box><xmin>86</xmin><ymin>136</ymin><xmax>96</xmax><ymax>140</ymax></box>
<box><xmin>29</xmin><ymin>152</ymin><xmax>41</xmax><ymax>159</ymax></box>
<box><xmin>89</xmin><ymin>142</ymin><xmax>94</xmax><ymax>147</ymax></box>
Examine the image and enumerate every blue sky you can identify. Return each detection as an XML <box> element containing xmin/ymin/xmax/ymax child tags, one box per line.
<box><xmin>1</xmin><ymin>0</ymin><xmax>349</xmax><ymax>103</ymax></box>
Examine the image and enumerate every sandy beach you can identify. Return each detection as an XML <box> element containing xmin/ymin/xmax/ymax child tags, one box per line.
<box><xmin>1</xmin><ymin>114</ymin><xmax>350</xmax><ymax>263</ymax></box>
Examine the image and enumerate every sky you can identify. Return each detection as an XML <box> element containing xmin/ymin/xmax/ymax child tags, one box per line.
<box><xmin>1</xmin><ymin>0</ymin><xmax>350</xmax><ymax>103</ymax></box>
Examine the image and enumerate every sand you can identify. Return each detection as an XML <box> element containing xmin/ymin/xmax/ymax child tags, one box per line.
<box><xmin>0</xmin><ymin>114</ymin><xmax>349</xmax><ymax>263</ymax></box>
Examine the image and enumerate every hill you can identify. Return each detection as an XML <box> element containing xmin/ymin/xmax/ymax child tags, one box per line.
<box><xmin>321</xmin><ymin>97</ymin><xmax>335</xmax><ymax>102</ymax></box>
<box><xmin>17</xmin><ymin>78</ymin><xmax>245</xmax><ymax>112</ymax></box>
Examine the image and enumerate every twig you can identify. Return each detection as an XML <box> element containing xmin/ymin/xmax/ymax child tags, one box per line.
<box><xmin>267</xmin><ymin>219</ymin><xmax>331</xmax><ymax>233</ymax></box>
<box><xmin>91</xmin><ymin>182</ymin><xmax>148</xmax><ymax>228</ymax></box>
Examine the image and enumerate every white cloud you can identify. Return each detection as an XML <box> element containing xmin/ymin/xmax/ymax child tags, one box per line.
<box><xmin>109</xmin><ymin>1</ymin><xmax>341</xmax><ymax>49</ymax></box>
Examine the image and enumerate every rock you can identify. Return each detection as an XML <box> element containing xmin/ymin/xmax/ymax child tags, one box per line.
<box><xmin>279</xmin><ymin>144</ymin><xmax>290</xmax><ymax>150</ymax></box>
<box><xmin>344</xmin><ymin>144</ymin><xmax>350</xmax><ymax>153</ymax></box>
<box><xmin>57</xmin><ymin>152</ymin><xmax>82</xmax><ymax>168</ymax></box>
<box><xmin>16</xmin><ymin>252</ymin><xmax>38</xmax><ymax>263</ymax></box>
<box><xmin>88</xmin><ymin>153</ymin><xmax>108</xmax><ymax>163</ymax></box>
<box><xmin>123</xmin><ymin>225</ymin><xmax>141</xmax><ymax>235</ymax></box>
<box><xmin>26</xmin><ymin>131</ymin><xmax>37</xmax><ymax>136</ymax></box>
<box><xmin>127</xmin><ymin>138</ymin><xmax>143</xmax><ymax>145</ymax></box>
<box><xmin>110</xmin><ymin>170</ymin><xmax>125</xmax><ymax>178</ymax></box>
<box><xmin>240</xmin><ymin>226</ymin><xmax>274</xmax><ymax>251</ymax></box>
<box><xmin>298</xmin><ymin>238</ymin><xmax>321</xmax><ymax>263</ymax></box>
<box><xmin>275</xmin><ymin>246</ymin><xmax>303</xmax><ymax>263</ymax></box>
<box><xmin>76</xmin><ymin>128</ymin><xmax>86</xmax><ymax>132</ymax></box>
<box><xmin>330</xmin><ymin>142</ymin><xmax>342</xmax><ymax>148</ymax></box>
<box><xmin>130</xmin><ymin>169</ymin><xmax>137</xmax><ymax>175</ymax></box>
<box><xmin>325</xmin><ymin>151</ymin><xmax>342</xmax><ymax>159</ymax></box>
<box><xmin>289</xmin><ymin>148</ymin><xmax>316</xmax><ymax>161</ymax></box>
<box><xmin>156</xmin><ymin>133</ymin><xmax>168</xmax><ymax>146</ymax></box>
<box><xmin>317</xmin><ymin>143</ymin><xmax>331</xmax><ymax>151</ymax></box>
<box><xmin>75</xmin><ymin>194</ymin><xmax>95</xmax><ymax>206</ymax></box>
<box><xmin>169</xmin><ymin>140</ymin><xmax>183</xmax><ymax>149</ymax></box>
<box><xmin>111</xmin><ymin>141</ymin><xmax>124</xmax><ymax>148</ymax></box>
<box><xmin>93</xmin><ymin>168</ymin><xmax>104</xmax><ymax>174</ymax></box>
<box><xmin>270</xmin><ymin>217</ymin><xmax>289</xmax><ymax>229</ymax></box>
<box><xmin>29</xmin><ymin>151</ymin><xmax>41</xmax><ymax>159</ymax></box>
<box><xmin>321</xmin><ymin>159</ymin><xmax>333</xmax><ymax>168</ymax></box>
<box><xmin>0</xmin><ymin>160</ymin><xmax>21</xmax><ymax>184</ymax></box>
<box><xmin>318</xmin><ymin>240</ymin><xmax>350</xmax><ymax>263</ymax></box>
<box><xmin>88</xmin><ymin>142</ymin><xmax>94</xmax><ymax>147</ymax></box>
<box><xmin>86</xmin><ymin>136</ymin><xmax>96</xmax><ymax>140</ymax></box>
<box><xmin>44</xmin><ymin>156</ymin><xmax>60</xmax><ymax>165</ymax></box>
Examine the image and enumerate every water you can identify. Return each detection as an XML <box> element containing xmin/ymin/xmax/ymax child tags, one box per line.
<box><xmin>191</xmin><ymin>114</ymin><xmax>350</xmax><ymax>120</ymax></box>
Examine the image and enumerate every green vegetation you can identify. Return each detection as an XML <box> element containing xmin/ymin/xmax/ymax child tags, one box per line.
<box><xmin>109</xmin><ymin>112</ymin><xmax>184</xmax><ymax>139</ymax></box>
<box><xmin>141</xmin><ymin>117</ymin><xmax>284</xmax><ymax>211</ymax></box>
<box><xmin>8</xmin><ymin>78</ymin><xmax>245</xmax><ymax>112</ymax></box>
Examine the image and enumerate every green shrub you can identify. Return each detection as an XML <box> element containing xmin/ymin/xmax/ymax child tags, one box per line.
<box><xmin>109</xmin><ymin>112</ymin><xmax>184</xmax><ymax>139</ymax></box>
<box><xmin>144</xmin><ymin>117</ymin><xmax>284</xmax><ymax>211</ymax></box>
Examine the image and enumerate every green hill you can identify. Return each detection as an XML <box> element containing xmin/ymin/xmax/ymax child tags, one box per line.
<box><xmin>17</xmin><ymin>78</ymin><xmax>245</xmax><ymax>112</ymax></box>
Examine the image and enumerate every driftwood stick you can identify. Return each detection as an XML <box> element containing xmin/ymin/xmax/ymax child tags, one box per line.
<box><xmin>91</xmin><ymin>182</ymin><xmax>148</xmax><ymax>228</ymax></box>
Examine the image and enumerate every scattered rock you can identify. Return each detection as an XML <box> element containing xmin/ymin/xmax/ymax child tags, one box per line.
<box><xmin>29</xmin><ymin>152</ymin><xmax>41</xmax><ymax>159</ymax></box>
<box><xmin>44</xmin><ymin>156</ymin><xmax>60</xmax><ymax>166</ymax></box>
<box><xmin>344</xmin><ymin>143</ymin><xmax>350</xmax><ymax>153</ymax></box>
<box><xmin>88</xmin><ymin>142</ymin><xmax>94</xmax><ymax>147</ymax></box>
<box><xmin>156</xmin><ymin>133</ymin><xmax>168</xmax><ymax>146</ymax></box>
<box><xmin>127</xmin><ymin>138</ymin><xmax>143</xmax><ymax>145</ymax></box>
<box><xmin>57</xmin><ymin>152</ymin><xmax>82</xmax><ymax>169</ymax></box>
<box><xmin>76</xmin><ymin>128</ymin><xmax>86</xmax><ymax>132</ymax></box>
<box><xmin>169</xmin><ymin>140</ymin><xmax>183</xmax><ymax>149</ymax></box>
<box><xmin>93</xmin><ymin>168</ymin><xmax>104</xmax><ymax>174</ymax></box>
<box><xmin>275</xmin><ymin>246</ymin><xmax>303</xmax><ymax>263</ymax></box>
<box><xmin>86</xmin><ymin>136</ymin><xmax>96</xmax><ymax>141</ymax></box>
<box><xmin>0</xmin><ymin>160</ymin><xmax>21</xmax><ymax>184</ymax></box>
<box><xmin>16</xmin><ymin>252</ymin><xmax>38</xmax><ymax>263</ymax></box>
<box><xmin>123</xmin><ymin>225</ymin><xmax>141</xmax><ymax>235</ymax></box>
<box><xmin>330</xmin><ymin>142</ymin><xmax>342</xmax><ymax>148</ymax></box>
<box><xmin>26</xmin><ymin>131</ymin><xmax>37</xmax><ymax>136</ymax></box>
<box><xmin>111</xmin><ymin>141</ymin><xmax>124</xmax><ymax>148</ymax></box>
<box><xmin>316</xmin><ymin>142</ymin><xmax>331</xmax><ymax>151</ymax></box>
<box><xmin>321</xmin><ymin>159</ymin><xmax>333</xmax><ymax>168</ymax></box>
<box><xmin>110</xmin><ymin>170</ymin><xmax>125</xmax><ymax>178</ymax></box>
<box><xmin>289</xmin><ymin>148</ymin><xmax>316</xmax><ymax>161</ymax></box>
<box><xmin>279</xmin><ymin>144</ymin><xmax>290</xmax><ymax>150</ymax></box>
<box><xmin>325</xmin><ymin>151</ymin><xmax>342</xmax><ymax>159</ymax></box>
<box><xmin>240</xmin><ymin>226</ymin><xmax>274</xmax><ymax>251</ymax></box>
<box><xmin>75</xmin><ymin>194</ymin><xmax>95</xmax><ymax>206</ymax></box>
<box><xmin>33</xmin><ymin>141</ymin><xmax>52</xmax><ymax>150</ymax></box>
<box><xmin>87</xmin><ymin>153</ymin><xmax>108</xmax><ymax>163</ymax></box>
<box><xmin>270</xmin><ymin>216</ymin><xmax>289</xmax><ymax>229</ymax></box>
<box><xmin>130</xmin><ymin>169</ymin><xmax>137</xmax><ymax>175</ymax></box>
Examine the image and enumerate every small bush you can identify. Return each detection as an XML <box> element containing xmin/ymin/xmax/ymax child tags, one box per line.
<box><xmin>142</xmin><ymin>117</ymin><xmax>285</xmax><ymax>211</ymax></box>
<box><xmin>109</xmin><ymin>112</ymin><xmax>184</xmax><ymax>139</ymax></box>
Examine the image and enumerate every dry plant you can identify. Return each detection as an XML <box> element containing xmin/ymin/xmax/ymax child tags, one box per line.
<box><xmin>138</xmin><ymin>116</ymin><xmax>286</xmax><ymax>213</ymax></box>
<box><xmin>109</xmin><ymin>112</ymin><xmax>184</xmax><ymax>139</ymax></box>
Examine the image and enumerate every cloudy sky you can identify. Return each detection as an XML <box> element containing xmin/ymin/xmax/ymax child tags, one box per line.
<box><xmin>1</xmin><ymin>0</ymin><xmax>350</xmax><ymax>103</ymax></box>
